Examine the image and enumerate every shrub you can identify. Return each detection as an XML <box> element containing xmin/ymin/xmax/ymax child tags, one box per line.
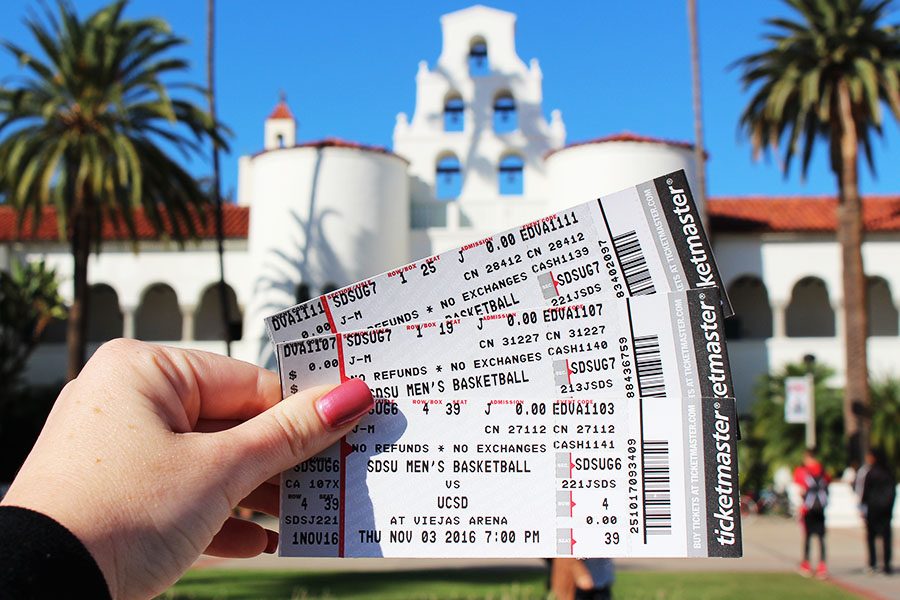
<box><xmin>869</xmin><ymin>376</ymin><xmax>900</xmax><ymax>478</ymax></box>
<box><xmin>742</xmin><ymin>361</ymin><xmax>846</xmax><ymax>486</ymax></box>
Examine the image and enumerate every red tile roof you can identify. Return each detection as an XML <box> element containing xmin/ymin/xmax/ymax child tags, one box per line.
<box><xmin>267</xmin><ymin>100</ymin><xmax>294</xmax><ymax>120</ymax></box>
<box><xmin>0</xmin><ymin>204</ymin><xmax>250</xmax><ymax>242</ymax></box>
<box><xmin>2</xmin><ymin>195</ymin><xmax>900</xmax><ymax>243</ymax></box>
<box><xmin>547</xmin><ymin>132</ymin><xmax>696</xmax><ymax>157</ymax></box>
<box><xmin>708</xmin><ymin>196</ymin><xmax>900</xmax><ymax>233</ymax></box>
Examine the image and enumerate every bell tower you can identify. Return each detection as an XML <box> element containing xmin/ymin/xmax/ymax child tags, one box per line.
<box><xmin>264</xmin><ymin>92</ymin><xmax>296</xmax><ymax>150</ymax></box>
<box><xmin>393</xmin><ymin>5</ymin><xmax>565</xmax><ymax>207</ymax></box>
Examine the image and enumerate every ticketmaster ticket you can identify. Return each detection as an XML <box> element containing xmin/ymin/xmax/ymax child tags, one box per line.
<box><xmin>264</xmin><ymin>170</ymin><xmax>732</xmax><ymax>349</ymax></box>
<box><xmin>276</xmin><ymin>290</ymin><xmax>741</xmax><ymax>559</ymax></box>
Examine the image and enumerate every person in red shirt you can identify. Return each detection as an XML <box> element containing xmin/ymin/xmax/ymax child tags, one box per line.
<box><xmin>793</xmin><ymin>448</ymin><xmax>831</xmax><ymax>578</ymax></box>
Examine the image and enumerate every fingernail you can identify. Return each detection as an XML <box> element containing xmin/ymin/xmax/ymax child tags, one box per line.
<box><xmin>264</xmin><ymin>529</ymin><xmax>278</xmax><ymax>554</ymax></box>
<box><xmin>316</xmin><ymin>378</ymin><xmax>373</xmax><ymax>430</ymax></box>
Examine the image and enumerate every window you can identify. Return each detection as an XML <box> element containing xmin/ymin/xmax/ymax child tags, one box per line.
<box><xmin>43</xmin><ymin>312</ymin><xmax>68</xmax><ymax>343</ymax></box>
<box><xmin>468</xmin><ymin>38</ymin><xmax>488</xmax><ymax>76</ymax></box>
<box><xmin>135</xmin><ymin>283</ymin><xmax>181</xmax><ymax>341</ymax></box>
<box><xmin>444</xmin><ymin>94</ymin><xmax>464</xmax><ymax>132</ymax></box>
<box><xmin>295</xmin><ymin>283</ymin><xmax>311</xmax><ymax>304</ymax></box>
<box><xmin>276</xmin><ymin>134</ymin><xmax>285</xmax><ymax>148</ymax></box>
<box><xmin>493</xmin><ymin>92</ymin><xmax>516</xmax><ymax>133</ymax></box>
<box><xmin>726</xmin><ymin>276</ymin><xmax>772</xmax><ymax>339</ymax></box>
<box><xmin>498</xmin><ymin>155</ymin><xmax>524</xmax><ymax>196</ymax></box>
<box><xmin>436</xmin><ymin>154</ymin><xmax>462</xmax><ymax>199</ymax></box>
<box><xmin>867</xmin><ymin>277</ymin><xmax>898</xmax><ymax>336</ymax></box>
<box><xmin>87</xmin><ymin>284</ymin><xmax>123</xmax><ymax>341</ymax></box>
<box><xmin>195</xmin><ymin>283</ymin><xmax>242</xmax><ymax>341</ymax></box>
<box><xmin>786</xmin><ymin>277</ymin><xmax>834</xmax><ymax>337</ymax></box>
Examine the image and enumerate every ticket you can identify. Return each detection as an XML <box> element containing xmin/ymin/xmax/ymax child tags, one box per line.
<box><xmin>276</xmin><ymin>289</ymin><xmax>729</xmax><ymax>404</ymax></box>
<box><xmin>264</xmin><ymin>170</ymin><xmax>732</xmax><ymax>349</ymax></box>
<box><xmin>278</xmin><ymin>290</ymin><xmax>742</xmax><ymax>558</ymax></box>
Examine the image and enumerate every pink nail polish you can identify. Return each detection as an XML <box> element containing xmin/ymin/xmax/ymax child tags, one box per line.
<box><xmin>316</xmin><ymin>378</ymin><xmax>374</xmax><ymax>430</ymax></box>
<box><xmin>264</xmin><ymin>529</ymin><xmax>278</xmax><ymax>554</ymax></box>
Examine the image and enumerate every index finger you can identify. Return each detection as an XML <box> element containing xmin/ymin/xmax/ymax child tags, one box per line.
<box><xmin>164</xmin><ymin>346</ymin><xmax>283</xmax><ymax>422</ymax></box>
<box><xmin>93</xmin><ymin>341</ymin><xmax>284</xmax><ymax>426</ymax></box>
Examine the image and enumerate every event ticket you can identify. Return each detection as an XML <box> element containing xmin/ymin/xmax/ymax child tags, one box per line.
<box><xmin>276</xmin><ymin>290</ymin><xmax>728</xmax><ymax>404</ymax></box>
<box><xmin>264</xmin><ymin>170</ymin><xmax>732</xmax><ymax>349</ymax></box>
<box><xmin>278</xmin><ymin>290</ymin><xmax>742</xmax><ymax>558</ymax></box>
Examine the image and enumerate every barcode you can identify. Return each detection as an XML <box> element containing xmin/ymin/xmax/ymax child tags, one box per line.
<box><xmin>612</xmin><ymin>230</ymin><xmax>655</xmax><ymax>296</ymax></box>
<box><xmin>634</xmin><ymin>334</ymin><xmax>664</xmax><ymax>398</ymax></box>
<box><xmin>643</xmin><ymin>440</ymin><xmax>672</xmax><ymax>536</ymax></box>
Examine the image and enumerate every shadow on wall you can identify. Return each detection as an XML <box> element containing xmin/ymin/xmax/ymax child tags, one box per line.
<box><xmin>425</xmin><ymin>64</ymin><xmax>549</xmax><ymax>202</ymax></box>
<box><xmin>251</xmin><ymin>149</ymin><xmax>379</xmax><ymax>370</ymax></box>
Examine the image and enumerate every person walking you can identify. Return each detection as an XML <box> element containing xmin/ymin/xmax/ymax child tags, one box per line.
<box><xmin>793</xmin><ymin>448</ymin><xmax>830</xmax><ymax>578</ymax></box>
<box><xmin>860</xmin><ymin>448</ymin><xmax>896</xmax><ymax>575</ymax></box>
<box><xmin>549</xmin><ymin>558</ymin><xmax>615</xmax><ymax>600</ymax></box>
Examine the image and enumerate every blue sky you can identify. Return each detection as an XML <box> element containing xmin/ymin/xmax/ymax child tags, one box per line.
<box><xmin>2</xmin><ymin>0</ymin><xmax>899</xmax><ymax>199</ymax></box>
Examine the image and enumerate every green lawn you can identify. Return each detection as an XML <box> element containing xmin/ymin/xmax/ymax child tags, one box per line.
<box><xmin>159</xmin><ymin>568</ymin><xmax>858</xmax><ymax>600</ymax></box>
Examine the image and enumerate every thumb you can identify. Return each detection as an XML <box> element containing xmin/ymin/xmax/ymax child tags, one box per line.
<box><xmin>216</xmin><ymin>378</ymin><xmax>373</xmax><ymax>498</ymax></box>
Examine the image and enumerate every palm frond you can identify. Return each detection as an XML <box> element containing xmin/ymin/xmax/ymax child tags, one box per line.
<box><xmin>0</xmin><ymin>0</ymin><xmax>230</xmax><ymax>247</ymax></box>
<box><xmin>736</xmin><ymin>0</ymin><xmax>900</xmax><ymax>178</ymax></box>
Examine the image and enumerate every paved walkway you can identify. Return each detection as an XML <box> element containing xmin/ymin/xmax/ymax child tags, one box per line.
<box><xmin>193</xmin><ymin>515</ymin><xmax>900</xmax><ymax>599</ymax></box>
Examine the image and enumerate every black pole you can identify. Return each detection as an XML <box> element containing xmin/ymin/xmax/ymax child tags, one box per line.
<box><xmin>207</xmin><ymin>0</ymin><xmax>231</xmax><ymax>356</ymax></box>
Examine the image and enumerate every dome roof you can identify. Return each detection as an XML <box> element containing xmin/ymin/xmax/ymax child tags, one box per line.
<box><xmin>546</xmin><ymin>131</ymin><xmax>696</xmax><ymax>158</ymax></box>
<box><xmin>267</xmin><ymin>94</ymin><xmax>295</xmax><ymax>120</ymax></box>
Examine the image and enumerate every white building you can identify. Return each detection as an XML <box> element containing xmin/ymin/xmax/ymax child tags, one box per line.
<box><xmin>4</xmin><ymin>5</ymin><xmax>900</xmax><ymax>413</ymax></box>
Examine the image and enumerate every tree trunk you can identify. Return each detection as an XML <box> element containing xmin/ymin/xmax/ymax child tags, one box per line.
<box><xmin>66</xmin><ymin>206</ymin><xmax>91</xmax><ymax>380</ymax></box>
<box><xmin>835</xmin><ymin>78</ymin><xmax>869</xmax><ymax>461</ymax></box>
<box><xmin>207</xmin><ymin>0</ymin><xmax>231</xmax><ymax>356</ymax></box>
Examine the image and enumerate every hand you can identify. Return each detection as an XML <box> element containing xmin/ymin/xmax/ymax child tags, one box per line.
<box><xmin>1</xmin><ymin>339</ymin><xmax>373</xmax><ymax>600</ymax></box>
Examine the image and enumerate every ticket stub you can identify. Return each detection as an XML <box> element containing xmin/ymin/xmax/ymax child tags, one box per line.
<box><xmin>279</xmin><ymin>290</ymin><xmax>741</xmax><ymax>558</ymax></box>
<box><xmin>265</xmin><ymin>170</ymin><xmax>732</xmax><ymax>348</ymax></box>
<box><xmin>276</xmin><ymin>289</ymin><xmax>729</xmax><ymax>405</ymax></box>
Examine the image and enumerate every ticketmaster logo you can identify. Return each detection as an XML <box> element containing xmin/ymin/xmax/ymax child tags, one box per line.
<box><xmin>710</xmin><ymin>401</ymin><xmax>736</xmax><ymax>547</ymax></box>
<box><xmin>663</xmin><ymin>177</ymin><xmax>717</xmax><ymax>292</ymax></box>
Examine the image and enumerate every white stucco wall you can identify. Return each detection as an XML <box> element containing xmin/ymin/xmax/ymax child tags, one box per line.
<box><xmin>716</xmin><ymin>233</ymin><xmax>900</xmax><ymax>410</ymax></box>
<box><xmin>12</xmin><ymin>240</ymin><xmax>250</xmax><ymax>313</ymax></box>
<box><xmin>239</xmin><ymin>144</ymin><xmax>409</xmax><ymax>367</ymax></box>
<box><xmin>546</xmin><ymin>141</ymin><xmax>701</xmax><ymax>213</ymax></box>
<box><xmin>10</xmin><ymin>239</ymin><xmax>249</xmax><ymax>384</ymax></box>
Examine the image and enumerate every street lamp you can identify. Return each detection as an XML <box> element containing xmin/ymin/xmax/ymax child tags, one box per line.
<box><xmin>803</xmin><ymin>354</ymin><xmax>816</xmax><ymax>449</ymax></box>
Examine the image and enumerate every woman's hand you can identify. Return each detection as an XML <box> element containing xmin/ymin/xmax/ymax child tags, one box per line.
<box><xmin>2</xmin><ymin>339</ymin><xmax>373</xmax><ymax>600</ymax></box>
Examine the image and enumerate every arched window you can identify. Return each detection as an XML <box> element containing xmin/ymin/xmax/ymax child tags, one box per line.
<box><xmin>135</xmin><ymin>284</ymin><xmax>182</xmax><ymax>341</ymax></box>
<box><xmin>195</xmin><ymin>283</ymin><xmax>242</xmax><ymax>341</ymax></box>
<box><xmin>296</xmin><ymin>283</ymin><xmax>311</xmax><ymax>304</ymax></box>
<box><xmin>726</xmin><ymin>276</ymin><xmax>772</xmax><ymax>339</ymax></box>
<box><xmin>867</xmin><ymin>276</ymin><xmax>898</xmax><ymax>336</ymax></box>
<box><xmin>786</xmin><ymin>277</ymin><xmax>835</xmax><ymax>337</ymax></box>
<box><xmin>276</xmin><ymin>133</ymin><xmax>285</xmax><ymax>149</ymax></box>
<box><xmin>43</xmin><ymin>311</ymin><xmax>69</xmax><ymax>343</ymax></box>
<box><xmin>498</xmin><ymin>154</ymin><xmax>524</xmax><ymax>196</ymax></box>
<box><xmin>493</xmin><ymin>92</ymin><xmax>517</xmax><ymax>133</ymax></box>
<box><xmin>87</xmin><ymin>284</ymin><xmax>123</xmax><ymax>342</ymax></box>
<box><xmin>436</xmin><ymin>154</ymin><xmax>462</xmax><ymax>200</ymax></box>
<box><xmin>322</xmin><ymin>283</ymin><xmax>339</xmax><ymax>295</ymax></box>
<box><xmin>468</xmin><ymin>38</ymin><xmax>488</xmax><ymax>76</ymax></box>
<box><xmin>444</xmin><ymin>94</ymin><xmax>464</xmax><ymax>132</ymax></box>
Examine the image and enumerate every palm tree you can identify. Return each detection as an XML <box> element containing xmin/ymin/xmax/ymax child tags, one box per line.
<box><xmin>0</xmin><ymin>1</ymin><xmax>227</xmax><ymax>379</ymax></box>
<box><xmin>736</xmin><ymin>0</ymin><xmax>900</xmax><ymax>457</ymax></box>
